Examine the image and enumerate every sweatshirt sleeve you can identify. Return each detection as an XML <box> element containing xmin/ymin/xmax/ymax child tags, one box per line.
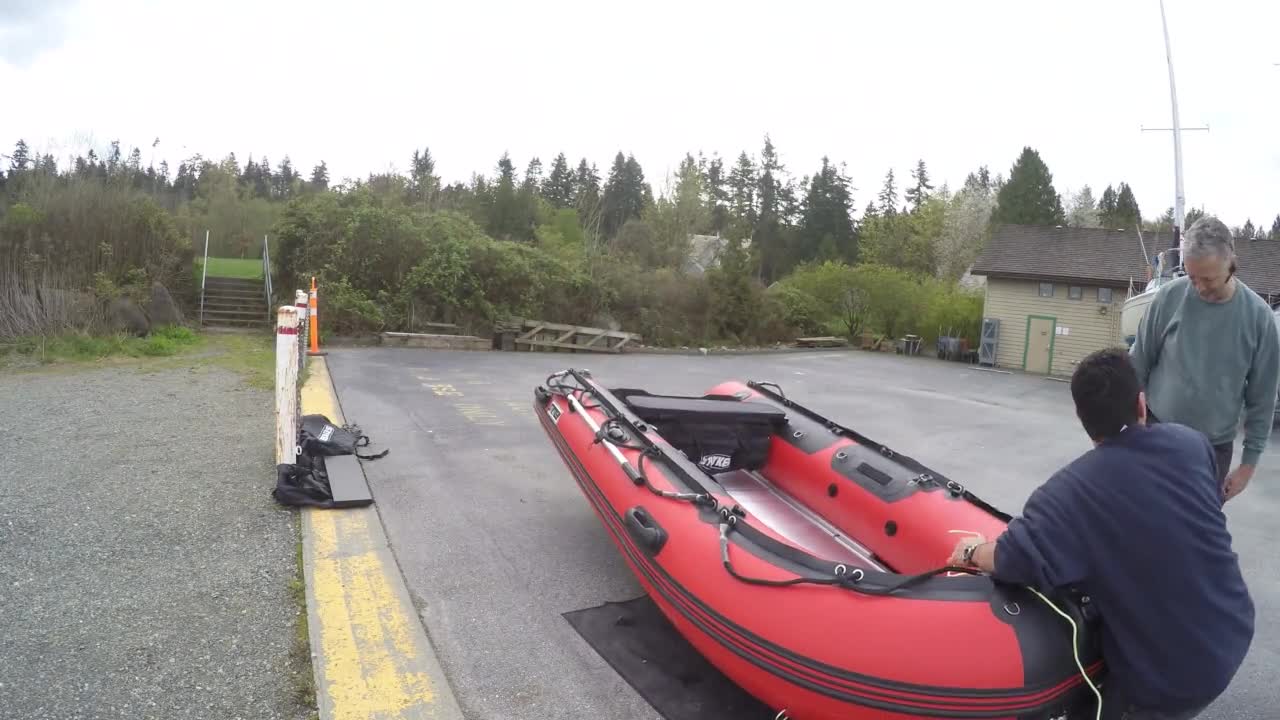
<box><xmin>1129</xmin><ymin>288</ymin><xmax>1164</xmax><ymax>391</ymax></box>
<box><xmin>1241</xmin><ymin>308</ymin><xmax>1280</xmax><ymax>467</ymax></box>
<box><xmin>992</xmin><ymin>475</ymin><xmax>1088</xmax><ymax>591</ymax></box>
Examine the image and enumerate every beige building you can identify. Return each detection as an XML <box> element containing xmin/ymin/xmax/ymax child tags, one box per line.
<box><xmin>972</xmin><ymin>224</ymin><xmax>1280</xmax><ymax>376</ymax></box>
<box><xmin>971</xmin><ymin>225</ymin><xmax>1159</xmax><ymax>376</ymax></box>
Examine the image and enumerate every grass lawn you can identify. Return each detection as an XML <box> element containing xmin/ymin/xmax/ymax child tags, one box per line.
<box><xmin>196</xmin><ymin>257</ymin><xmax>264</xmax><ymax>281</ymax></box>
<box><xmin>0</xmin><ymin>328</ymin><xmax>278</xmax><ymax>390</ymax></box>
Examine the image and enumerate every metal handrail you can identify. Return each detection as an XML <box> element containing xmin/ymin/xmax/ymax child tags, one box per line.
<box><xmin>262</xmin><ymin>234</ymin><xmax>273</xmax><ymax>321</ymax></box>
<box><xmin>199</xmin><ymin>229</ymin><xmax>210</xmax><ymax>325</ymax></box>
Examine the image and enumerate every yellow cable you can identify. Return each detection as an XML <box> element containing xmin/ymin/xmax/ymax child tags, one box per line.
<box><xmin>1027</xmin><ymin>587</ymin><xmax>1103</xmax><ymax>720</ymax></box>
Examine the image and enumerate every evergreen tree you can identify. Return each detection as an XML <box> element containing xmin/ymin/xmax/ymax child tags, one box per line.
<box><xmin>754</xmin><ymin>137</ymin><xmax>789</xmax><ymax>280</ymax></box>
<box><xmin>488</xmin><ymin>153</ymin><xmax>523</xmax><ymax>240</ymax></box>
<box><xmin>276</xmin><ymin>157</ymin><xmax>296</xmax><ymax>199</ymax></box>
<box><xmin>704</xmin><ymin>154</ymin><xmax>729</xmax><ymax>234</ymax></box>
<box><xmin>962</xmin><ymin>165</ymin><xmax>992</xmax><ymax>194</ymax></box>
<box><xmin>863</xmin><ymin>201</ymin><xmax>880</xmax><ymax>223</ymax></box>
<box><xmin>1270</xmin><ymin>215</ymin><xmax>1280</xmax><ymax>241</ymax></box>
<box><xmin>107</xmin><ymin>140</ymin><xmax>122</xmax><ymax>176</ymax></box>
<box><xmin>1098</xmin><ymin>185</ymin><xmax>1118</xmax><ymax>226</ymax></box>
<box><xmin>573</xmin><ymin>158</ymin><xmax>602</xmax><ymax>237</ymax></box>
<box><xmin>798</xmin><ymin>157</ymin><xmax>855</xmax><ymax>263</ymax></box>
<box><xmin>602</xmin><ymin>152</ymin><xmax>649</xmax><ymax>237</ymax></box>
<box><xmin>10</xmin><ymin>139</ymin><xmax>30</xmax><ymax>172</ymax></box>
<box><xmin>409</xmin><ymin>148</ymin><xmax>438</xmax><ymax>205</ymax></box>
<box><xmin>707</xmin><ymin>235</ymin><xmax>757</xmax><ymax>340</ymax></box>
<box><xmin>543</xmin><ymin>153</ymin><xmax>576</xmax><ymax>208</ymax></box>
<box><xmin>522</xmin><ymin>157</ymin><xmax>543</xmax><ymax>194</ymax></box>
<box><xmin>905</xmin><ymin>159</ymin><xmax>933</xmax><ymax>212</ymax></box>
<box><xmin>256</xmin><ymin>156</ymin><xmax>273</xmax><ymax>199</ymax></box>
<box><xmin>1113</xmin><ymin>182</ymin><xmax>1141</xmax><ymax>229</ymax></box>
<box><xmin>757</xmin><ymin>137</ymin><xmax>784</xmax><ymax>220</ymax></box>
<box><xmin>726</xmin><ymin>151</ymin><xmax>757</xmax><ymax>234</ymax></box>
<box><xmin>1241</xmin><ymin>219</ymin><xmax>1256</xmax><ymax>240</ymax></box>
<box><xmin>877</xmin><ymin>169</ymin><xmax>898</xmax><ymax>216</ymax></box>
<box><xmin>240</xmin><ymin>157</ymin><xmax>258</xmax><ymax>191</ymax></box>
<box><xmin>991</xmin><ymin>147</ymin><xmax>1065</xmax><ymax>226</ymax></box>
<box><xmin>310</xmin><ymin>161</ymin><xmax>329</xmax><ymax>192</ymax></box>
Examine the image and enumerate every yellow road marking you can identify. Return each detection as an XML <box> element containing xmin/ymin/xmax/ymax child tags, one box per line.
<box><xmin>300</xmin><ymin>358</ymin><xmax>442</xmax><ymax>719</ymax></box>
<box><xmin>454</xmin><ymin>403</ymin><xmax>504</xmax><ymax>426</ymax></box>
<box><xmin>424</xmin><ymin>383</ymin><xmax>463</xmax><ymax>397</ymax></box>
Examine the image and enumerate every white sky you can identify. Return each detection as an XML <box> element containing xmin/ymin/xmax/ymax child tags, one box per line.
<box><xmin>2</xmin><ymin>0</ymin><xmax>1277</xmax><ymax>227</ymax></box>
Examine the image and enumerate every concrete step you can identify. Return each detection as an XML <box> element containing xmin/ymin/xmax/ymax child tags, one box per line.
<box><xmin>204</xmin><ymin>309</ymin><xmax>270</xmax><ymax>320</ymax></box>
<box><xmin>202</xmin><ymin>315</ymin><xmax>270</xmax><ymax>328</ymax></box>
<box><xmin>204</xmin><ymin>288</ymin><xmax>265</xmax><ymax>299</ymax></box>
<box><xmin>203</xmin><ymin>298</ymin><xmax>267</xmax><ymax>309</ymax></box>
<box><xmin>205</xmin><ymin>276</ymin><xmax>265</xmax><ymax>288</ymax></box>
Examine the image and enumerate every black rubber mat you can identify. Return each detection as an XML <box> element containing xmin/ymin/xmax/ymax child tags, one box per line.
<box><xmin>563</xmin><ymin>595</ymin><xmax>776</xmax><ymax>720</ymax></box>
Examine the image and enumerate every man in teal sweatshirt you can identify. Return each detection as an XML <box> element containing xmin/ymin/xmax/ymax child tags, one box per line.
<box><xmin>1130</xmin><ymin>216</ymin><xmax>1280</xmax><ymax>502</ymax></box>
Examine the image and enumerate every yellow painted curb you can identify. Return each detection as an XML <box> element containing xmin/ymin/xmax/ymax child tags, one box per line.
<box><xmin>299</xmin><ymin>357</ymin><xmax>464</xmax><ymax>720</ymax></box>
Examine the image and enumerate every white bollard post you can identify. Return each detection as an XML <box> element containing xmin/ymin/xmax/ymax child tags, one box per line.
<box><xmin>275</xmin><ymin>305</ymin><xmax>301</xmax><ymax>466</ymax></box>
<box><xmin>295</xmin><ymin>289</ymin><xmax>309</xmax><ymax>373</ymax></box>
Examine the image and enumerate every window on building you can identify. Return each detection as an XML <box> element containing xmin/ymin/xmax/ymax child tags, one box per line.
<box><xmin>1098</xmin><ymin>288</ymin><xmax>1113</xmax><ymax>303</ymax></box>
<box><xmin>1038</xmin><ymin>282</ymin><xmax>1054</xmax><ymax>298</ymax></box>
<box><xmin>1068</xmin><ymin>286</ymin><xmax>1083</xmax><ymax>300</ymax></box>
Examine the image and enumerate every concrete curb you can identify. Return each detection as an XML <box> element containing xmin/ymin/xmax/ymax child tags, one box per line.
<box><xmin>623</xmin><ymin>345</ymin><xmax>859</xmax><ymax>357</ymax></box>
<box><xmin>300</xmin><ymin>357</ymin><xmax>466</xmax><ymax>720</ymax></box>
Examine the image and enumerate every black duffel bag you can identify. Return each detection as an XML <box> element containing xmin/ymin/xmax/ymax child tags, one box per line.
<box><xmin>300</xmin><ymin>414</ymin><xmax>389</xmax><ymax>460</ymax></box>
<box><xmin>613</xmin><ymin>390</ymin><xmax>786</xmax><ymax>474</ymax></box>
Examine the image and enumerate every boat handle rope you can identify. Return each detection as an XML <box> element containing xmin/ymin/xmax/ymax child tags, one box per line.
<box><xmin>561</xmin><ymin>385</ymin><xmax>717</xmax><ymax>509</ymax></box>
<box><xmin>717</xmin><ymin>514</ymin><xmax>978</xmax><ymax>596</ymax></box>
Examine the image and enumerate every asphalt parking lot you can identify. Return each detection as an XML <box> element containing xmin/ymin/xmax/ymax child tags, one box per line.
<box><xmin>326</xmin><ymin>348</ymin><xmax>1277</xmax><ymax>720</ymax></box>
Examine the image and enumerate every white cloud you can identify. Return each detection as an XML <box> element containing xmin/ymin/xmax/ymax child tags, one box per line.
<box><xmin>0</xmin><ymin>0</ymin><xmax>77</xmax><ymax>66</ymax></box>
<box><xmin>1</xmin><ymin>0</ymin><xmax>1276</xmax><ymax>226</ymax></box>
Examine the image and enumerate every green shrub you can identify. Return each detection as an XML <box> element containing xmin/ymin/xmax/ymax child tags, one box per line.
<box><xmin>767</xmin><ymin>284</ymin><xmax>825</xmax><ymax>337</ymax></box>
<box><xmin>321</xmin><ymin>278</ymin><xmax>385</xmax><ymax>335</ymax></box>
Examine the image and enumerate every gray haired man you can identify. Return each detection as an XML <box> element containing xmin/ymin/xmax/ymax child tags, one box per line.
<box><xmin>1130</xmin><ymin>216</ymin><xmax>1280</xmax><ymax>502</ymax></box>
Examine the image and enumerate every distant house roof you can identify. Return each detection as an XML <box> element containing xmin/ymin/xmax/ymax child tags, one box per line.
<box><xmin>972</xmin><ymin>224</ymin><xmax>1280</xmax><ymax>298</ymax></box>
<box><xmin>1234</xmin><ymin>237</ymin><xmax>1280</xmax><ymax>298</ymax></box>
<box><xmin>971</xmin><ymin>225</ymin><xmax>1165</xmax><ymax>288</ymax></box>
<box><xmin>684</xmin><ymin>234</ymin><xmax>748</xmax><ymax>276</ymax></box>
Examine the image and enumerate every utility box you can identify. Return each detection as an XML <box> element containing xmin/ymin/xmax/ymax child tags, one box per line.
<box><xmin>979</xmin><ymin>318</ymin><xmax>999</xmax><ymax>366</ymax></box>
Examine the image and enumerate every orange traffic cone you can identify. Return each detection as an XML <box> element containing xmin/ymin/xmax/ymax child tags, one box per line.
<box><xmin>307</xmin><ymin>276</ymin><xmax>327</xmax><ymax>356</ymax></box>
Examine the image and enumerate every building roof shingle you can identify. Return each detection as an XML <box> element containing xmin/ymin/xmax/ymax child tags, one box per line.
<box><xmin>972</xmin><ymin>224</ymin><xmax>1280</xmax><ymax>298</ymax></box>
<box><xmin>972</xmin><ymin>225</ymin><xmax>1166</xmax><ymax>288</ymax></box>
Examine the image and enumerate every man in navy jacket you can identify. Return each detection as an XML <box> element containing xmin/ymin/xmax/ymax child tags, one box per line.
<box><xmin>950</xmin><ymin>348</ymin><xmax>1254</xmax><ymax>720</ymax></box>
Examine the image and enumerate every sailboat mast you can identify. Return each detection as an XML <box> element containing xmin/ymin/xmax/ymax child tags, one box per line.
<box><xmin>1159</xmin><ymin>0</ymin><xmax>1185</xmax><ymax>248</ymax></box>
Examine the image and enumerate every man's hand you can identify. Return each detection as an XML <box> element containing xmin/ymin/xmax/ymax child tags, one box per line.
<box><xmin>949</xmin><ymin>536</ymin><xmax>985</xmax><ymax>567</ymax></box>
<box><xmin>1224</xmin><ymin>464</ymin><xmax>1254</xmax><ymax>502</ymax></box>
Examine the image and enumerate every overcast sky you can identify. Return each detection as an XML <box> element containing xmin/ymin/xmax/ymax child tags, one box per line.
<box><xmin>2</xmin><ymin>0</ymin><xmax>1276</xmax><ymax>227</ymax></box>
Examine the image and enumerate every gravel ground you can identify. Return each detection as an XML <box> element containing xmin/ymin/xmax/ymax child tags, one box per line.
<box><xmin>0</xmin><ymin>363</ymin><xmax>312</xmax><ymax>720</ymax></box>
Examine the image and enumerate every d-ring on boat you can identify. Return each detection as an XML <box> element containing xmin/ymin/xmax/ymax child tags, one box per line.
<box><xmin>536</xmin><ymin>369</ymin><xmax>1104</xmax><ymax>720</ymax></box>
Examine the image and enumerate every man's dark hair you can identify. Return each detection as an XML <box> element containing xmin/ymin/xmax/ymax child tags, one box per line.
<box><xmin>1071</xmin><ymin>348</ymin><xmax>1141</xmax><ymax>441</ymax></box>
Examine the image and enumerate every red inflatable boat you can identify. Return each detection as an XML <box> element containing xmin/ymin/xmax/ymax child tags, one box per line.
<box><xmin>536</xmin><ymin>369</ymin><xmax>1104</xmax><ymax>720</ymax></box>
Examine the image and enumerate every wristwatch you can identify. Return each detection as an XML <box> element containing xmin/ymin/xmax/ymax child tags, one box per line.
<box><xmin>961</xmin><ymin>542</ymin><xmax>981</xmax><ymax>566</ymax></box>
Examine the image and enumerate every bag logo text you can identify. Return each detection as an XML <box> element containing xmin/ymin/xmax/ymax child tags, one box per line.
<box><xmin>699</xmin><ymin>454</ymin><xmax>732</xmax><ymax>470</ymax></box>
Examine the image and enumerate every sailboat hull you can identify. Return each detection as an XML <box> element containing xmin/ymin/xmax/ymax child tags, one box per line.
<box><xmin>1121</xmin><ymin>291</ymin><xmax>1156</xmax><ymax>348</ymax></box>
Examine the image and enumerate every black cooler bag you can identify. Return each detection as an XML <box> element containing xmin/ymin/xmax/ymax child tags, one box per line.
<box><xmin>615</xmin><ymin>390</ymin><xmax>787</xmax><ymax>474</ymax></box>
